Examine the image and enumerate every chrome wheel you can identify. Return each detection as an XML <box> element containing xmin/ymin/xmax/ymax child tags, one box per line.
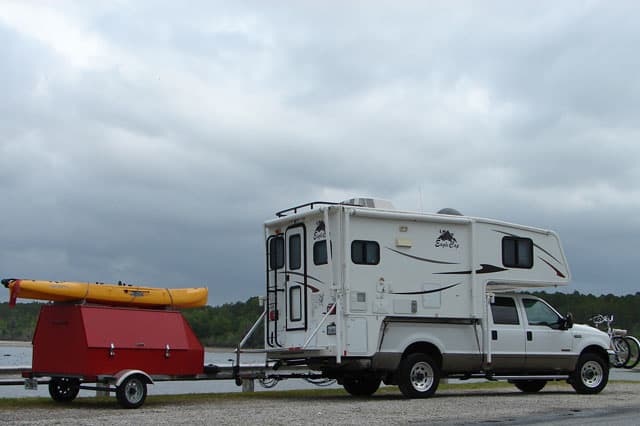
<box><xmin>580</xmin><ymin>360</ymin><xmax>604</xmax><ymax>388</ymax></box>
<box><xmin>410</xmin><ymin>361</ymin><xmax>435</xmax><ymax>392</ymax></box>
<box><xmin>398</xmin><ymin>353</ymin><xmax>440</xmax><ymax>398</ymax></box>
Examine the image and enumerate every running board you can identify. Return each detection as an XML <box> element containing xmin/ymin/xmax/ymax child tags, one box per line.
<box><xmin>490</xmin><ymin>375</ymin><xmax>569</xmax><ymax>381</ymax></box>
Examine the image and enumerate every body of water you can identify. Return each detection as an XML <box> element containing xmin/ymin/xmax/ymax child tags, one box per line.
<box><xmin>0</xmin><ymin>346</ymin><xmax>340</xmax><ymax>398</ymax></box>
<box><xmin>1</xmin><ymin>346</ymin><xmax>638</xmax><ymax>398</ymax></box>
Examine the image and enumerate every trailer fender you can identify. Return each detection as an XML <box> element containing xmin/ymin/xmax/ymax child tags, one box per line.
<box><xmin>114</xmin><ymin>370</ymin><xmax>154</xmax><ymax>387</ymax></box>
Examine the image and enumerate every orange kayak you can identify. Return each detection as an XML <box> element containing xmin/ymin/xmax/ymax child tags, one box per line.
<box><xmin>2</xmin><ymin>278</ymin><xmax>208</xmax><ymax>308</ymax></box>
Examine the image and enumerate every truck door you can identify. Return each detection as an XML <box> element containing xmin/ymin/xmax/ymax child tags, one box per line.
<box><xmin>521</xmin><ymin>297</ymin><xmax>575</xmax><ymax>371</ymax></box>
<box><xmin>285</xmin><ymin>225</ymin><xmax>307</xmax><ymax>332</ymax></box>
<box><xmin>489</xmin><ymin>296</ymin><xmax>526</xmax><ymax>372</ymax></box>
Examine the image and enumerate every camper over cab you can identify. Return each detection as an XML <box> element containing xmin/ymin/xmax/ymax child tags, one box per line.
<box><xmin>263</xmin><ymin>198</ymin><xmax>614</xmax><ymax>398</ymax></box>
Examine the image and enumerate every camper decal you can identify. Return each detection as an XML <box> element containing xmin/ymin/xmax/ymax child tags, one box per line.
<box><xmin>435</xmin><ymin>264</ymin><xmax>508</xmax><ymax>275</ymax></box>
<box><xmin>313</xmin><ymin>221</ymin><xmax>326</xmax><ymax>240</ymax></box>
<box><xmin>390</xmin><ymin>282</ymin><xmax>461</xmax><ymax>295</ymax></box>
<box><xmin>435</xmin><ymin>229</ymin><xmax>459</xmax><ymax>249</ymax></box>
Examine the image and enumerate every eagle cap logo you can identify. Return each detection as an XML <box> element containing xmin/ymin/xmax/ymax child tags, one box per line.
<box><xmin>435</xmin><ymin>229</ymin><xmax>459</xmax><ymax>249</ymax></box>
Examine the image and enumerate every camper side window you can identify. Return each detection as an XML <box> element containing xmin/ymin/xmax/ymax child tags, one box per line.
<box><xmin>490</xmin><ymin>297</ymin><xmax>520</xmax><ymax>325</ymax></box>
<box><xmin>269</xmin><ymin>237</ymin><xmax>285</xmax><ymax>270</ymax></box>
<box><xmin>351</xmin><ymin>240</ymin><xmax>380</xmax><ymax>265</ymax></box>
<box><xmin>502</xmin><ymin>237</ymin><xmax>533</xmax><ymax>268</ymax></box>
<box><xmin>313</xmin><ymin>241</ymin><xmax>328</xmax><ymax>265</ymax></box>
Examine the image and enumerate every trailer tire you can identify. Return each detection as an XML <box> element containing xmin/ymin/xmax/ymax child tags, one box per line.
<box><xmin>570</xmin><ymin>352</ymin><xmax>609</xmax><ymax>394</ymax></box>
<box><xmin>398</xmin><ymin>353</ymin><xmax>440</xmax><ymax>398</ymax></box>
<box><xmin>513</xmin><ymin>380</ymin><xmax>546</xmax><ymax>393</ymax></box>
<box><xmin>116</xmin><ymin>374</ymin><xmax>148</xmax><ymax>409</ymax></box>
<box><xmin>49</xmin><ymin>377</ymin><xmax>80</xmax><ymax>402</ymax></box>
<box><xmin>343</xmin><ymin>375</ymin><xmax>381</xmax><ymax>397</ymax></box>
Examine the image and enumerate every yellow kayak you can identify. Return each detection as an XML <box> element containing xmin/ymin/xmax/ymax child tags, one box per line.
<box><xmin>2</xmin><ymin>278</ymin><xmax>208</xmax><ymax>308</ymax></box>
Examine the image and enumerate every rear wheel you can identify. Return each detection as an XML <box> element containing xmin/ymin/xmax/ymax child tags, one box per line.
<box><xmin>342</xmin><ymin>375</ymin><xmax>381</xmax><ymax>396</ymax></box>
<box><xmin>116</xmin><ymin>375</ymin><xmax>148</xmax><ymax>409</ymax></box>
<box><xmin>49</xmin><ymin>377</ymin><xmax>80</xmax><ymax>402</ymax></box>
<box><xmin>513</xmin><ymin>380</ymin><xmax>546</xmax><ymax>393</ymax></box>
<box><xmin>611</xmin><ymin>336</ymin><xmax>631</xmax><ymax>368</ymax></box>
<box><xmin>570</xmin><ymin>352</ymin><xmax>609</xmax><ymax>394</ymax></box>
<box><xmin>397</xmin><ymin>353</ymin><xmax>440</xmax><ymax>398</ymax></box>
<box><xmin>623</xmin><ymin>336</ymin><xmax>640</xmax><ymax>369</ymax></box>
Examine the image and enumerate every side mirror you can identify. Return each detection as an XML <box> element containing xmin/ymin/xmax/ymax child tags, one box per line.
<box><xmin>564</xmin><ymin>312</ymin><xmax>574</xmax><ymax>329</ymax></box>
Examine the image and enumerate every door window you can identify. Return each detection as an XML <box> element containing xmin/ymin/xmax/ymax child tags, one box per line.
<box><xmin>523</xmin><ymin>298</ymin><xmax>562</xmax><ymax>328</ymax></box>
<box><xmin>490</xmin><ymin>297</ymin><xmax>520</xmax><ymax>325</ymax></box>
<box><xmin>289</xmin><ymin>234</ymin><xmax>302</xmax><ymax>270</ymax></box>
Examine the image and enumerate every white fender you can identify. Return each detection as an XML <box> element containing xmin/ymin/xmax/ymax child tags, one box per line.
<box><xmin>113</xmin><ymin>369</ymin><xmax>154</xmax><ymax>387</ymax></box>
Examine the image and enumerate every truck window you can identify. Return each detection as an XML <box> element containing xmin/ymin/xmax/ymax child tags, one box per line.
<box><xmin>269</xmin><ymin>237</ymin><xmax>284</xmax><ymax>270</ymax></box>
<box><xmin>351</xmin><ymin>240</ymin><xmax>380</xmax><ymax>265</ymax></box>
<box><xmin>523</xmin><ymin>298</ymin><xmax>562</xmax><ymax>328</ymax></box>
<box><xmin>490</xmin><ymin>297</ymin><xmax>520</xmax><ymax>325</ymax></box>
<box><xmin>502</xmin><ymin>237</ymin><xmax>533</xmax><ymax>268</ymax></box>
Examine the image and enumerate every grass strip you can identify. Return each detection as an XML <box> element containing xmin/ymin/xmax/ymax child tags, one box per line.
<box><xmin>0</xmin><ymin>380</ymin><xmax>636</xmax><ymax>410</ymax></box>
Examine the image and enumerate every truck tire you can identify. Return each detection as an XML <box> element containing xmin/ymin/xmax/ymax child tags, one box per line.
<box><xmin>116</xmin><ymin>374</ymin><xmax>148</xmax><ymax>409</ymax></box>
<box><xmin>512</xmin><ymin>380</ymin><xmax>546</xmax><ymax>393</ymax></box>
<box><xmin>570</xmin><ymin>352</ymin><xmax>609</xmax><ymax>394</ymax></box>
<box><xmin>49</xmin><ymin>377</ymin><xmax>80</xmax><ymax>402</ymax></box>
<box><xmin>343</xmin><ymin>375</ymin><xmax>381</xmax><ymax>397</ymax></box>
<box><xmin>397</xmin><ymin>353</ymin><xmax>440</xmax><ymax>398</ymax></box>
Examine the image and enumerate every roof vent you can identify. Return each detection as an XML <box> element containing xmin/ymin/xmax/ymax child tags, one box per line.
<box><xmin>437</xmin><ymin>207</ymin><xmax>463</xmax><ymax>216</ymax></box>
<box><xmin>342</xmin><ymin>198</ymin><xmax>395</xmax><ymax>209</ymax></box>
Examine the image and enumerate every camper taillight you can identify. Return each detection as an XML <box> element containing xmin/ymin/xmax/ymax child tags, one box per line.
<box><xmin>269</xmin><ymin>310</ymin><xmax>279</xmax><ymax>321</ymax></box>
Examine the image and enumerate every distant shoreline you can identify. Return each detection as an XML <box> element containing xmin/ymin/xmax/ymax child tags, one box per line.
<box><xmin>0</xmin><ymin>340</ymin><xmax>239</xmax><ymax>353</ymax></box>
<box><xmin>0</xmin><ymin>340</ymin><xmax>31</xmax><ymax>347</ymax></box>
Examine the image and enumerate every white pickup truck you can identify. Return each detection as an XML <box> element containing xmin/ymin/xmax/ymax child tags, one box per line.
<box><xmin>366</xmin><ymin>292</ymin><xmax>613</xmax><ymax>397</ymax></box>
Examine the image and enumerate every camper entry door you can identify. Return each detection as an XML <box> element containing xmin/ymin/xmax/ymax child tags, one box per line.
<box><xmin>285</xmin><ymin>225</ymin><xmax>308</xmax><ymax>333</ymax></box>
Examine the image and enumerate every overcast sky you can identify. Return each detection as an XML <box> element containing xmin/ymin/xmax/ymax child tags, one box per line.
<box><xmin>1</xmin><ymin>1</ymin><xmax>639</xmax><ymax>305</ymax></box>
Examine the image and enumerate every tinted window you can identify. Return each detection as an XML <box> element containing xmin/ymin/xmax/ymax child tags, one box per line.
<box><xmin>289</xmin><ymin>234</ymin><xmax>302</xmax><ymax>270</ymax></box>
<box><xmin>313</xmin><ymin>241</ymin><xmax>328</xmax><ymax>265</ymax></box>
<box><xmin>502</xmin><ymin>237</ymin><xmax>533</xmax><ymax>268</ymax></box>
<box><xmin>351</xmin><ymin>240</ymin><xmax>380</xmax><ymax>265</ymax></box>
<box><xmin>491</xmin><ymin>297</ymin><xmax>520</xmax><ymax>325</ymax></box>
<box><xmin>269</xmin><ymin>237</ymin><xmax>284</xmax><ymax>270</ymax></box>
<box><xmin>523</xmin><ymin>298</ymin><xmax>562</xmax><ymax>328</ymax></box>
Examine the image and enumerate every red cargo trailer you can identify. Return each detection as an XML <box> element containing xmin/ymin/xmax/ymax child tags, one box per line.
<box><xmin>29</xmin><ymin>304</ymin><xmax>204</xmax><ymax>408</ymax></box>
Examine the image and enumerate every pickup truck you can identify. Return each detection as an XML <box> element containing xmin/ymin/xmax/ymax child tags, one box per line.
<box><xmin>360</xmin><ymin>293</ymin><xmax>615</xmax><ymax>398</ymax></box>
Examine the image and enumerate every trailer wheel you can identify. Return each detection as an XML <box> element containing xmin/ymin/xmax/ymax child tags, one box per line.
<box><xmin>343</xmin><ymin>375</ymin><xmax>381</xmax><ymax>397</ymax></box>
<box><xmin>398</xmin><ymin>353</ymin><xmax>440</xmax><ymax>398</ymax></box>
<box><xmin>570</xmin><ymin>352</ymin><xmax>609</xmax><ymax>394</ymax></box>
<box><xmin>49</xmin><ymin>377</ymin><xmax>80</xmax><ymax>402</ymax></box>
<box><xmin>116</xmin><ymin>374</ymin><xmax>148</xmax><ymax>409</ymax></box>
<box><xmin>512</xmin><ymin>380</ymin><xmax>547</xmax><ymax>393</ymax></box>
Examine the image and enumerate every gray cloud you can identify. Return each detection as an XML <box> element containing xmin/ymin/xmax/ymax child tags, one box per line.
<box><xmin>1</xmin><ymin>1</ymin><xmax>639</xmax><ymax>305</ymax></box>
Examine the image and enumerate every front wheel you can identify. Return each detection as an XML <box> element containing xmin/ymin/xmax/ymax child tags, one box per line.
<box><xmin>397</xmin><ymin>353</ymin><xmax>440</xmax><ymax>398</ymax></box>
<box><xmin>570</xmin><ymin>353</ymin><xmax>609</xmax><ymax>394</ymax></box>
<box><xmin>343</xmin><ymin>375</ymin><xmax>381</xmax><ymax>397</ymax></box>
<box><xmin>116</xmin><ymin>375</ymin><xmax>148</xmax><ymax>409</ymax></box>
<box><xmin>513</xmin><ymin>380</ymin><xmax>546</xmax><ymax>393</ymax></box>
<box><xmin>49</xmin><ymin>377</ymin><xmax>80</xmax><ymax>402</ymax></box>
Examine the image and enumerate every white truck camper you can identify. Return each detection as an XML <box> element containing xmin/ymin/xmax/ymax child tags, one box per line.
<box><xmin>263</xmin><ymin>199</ymin><xmax>614</xmax><ymax>398</ymax></box>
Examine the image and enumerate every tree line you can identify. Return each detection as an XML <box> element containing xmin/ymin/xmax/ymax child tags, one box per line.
<box><xmin>1</xmin><ymin>291</ymin><xmax>638</xmax><ymax>346</ymax></box>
